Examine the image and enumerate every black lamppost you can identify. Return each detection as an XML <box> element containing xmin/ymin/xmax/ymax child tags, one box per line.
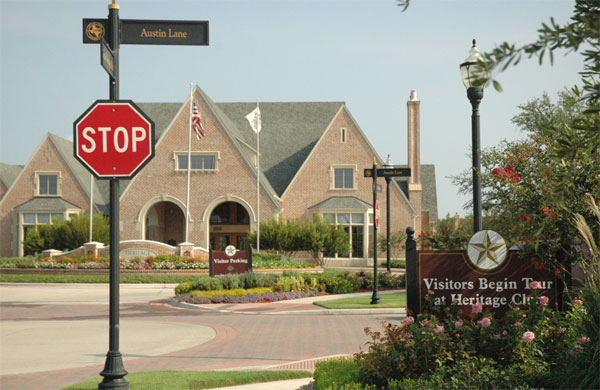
<box><xmin>383</xmin><ymin>155</ymin><xmax>393</xmax><ymax>272</ymax></box>
<box><xmin>460</xmin><ymin>39</ymin><xmax>485</xmax><ymax>233</ymax></box>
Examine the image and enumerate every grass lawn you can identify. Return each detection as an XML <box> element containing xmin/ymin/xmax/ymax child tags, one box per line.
<box><xmin>313</xmin><ymin>291</ymin><xmax>406</xmax><ymax>309</ymax></box>
<box><xmin>61</xmin><ymin>370</ymin><xmax>312</xmax><ymax>390</ymax></box>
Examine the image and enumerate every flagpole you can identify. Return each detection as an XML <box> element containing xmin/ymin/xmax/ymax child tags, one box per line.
<box><xmin>256</xmin><ymin>98</ymin><xmax>260</xmax><ymax>253</ymax></box>
<box><xmin>185</xmin><ymin>84</ymin><xmax>193</xmax><ymax>244</ymax></box>
<box><xmin>89</xmin><ymin>174</ymin><xmax>93</xmax><ymax>242</ymax></box>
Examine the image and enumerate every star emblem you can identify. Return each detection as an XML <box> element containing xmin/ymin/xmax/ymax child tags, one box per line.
<box><xmin>470</xmin><ymin>231</ymin><xmax>504</xmax><ymax>265</ymax></box>
<box><xmin>467</xmin><ymin>230</ymin><xmax>507</xmax><ymax>270</ymax></box>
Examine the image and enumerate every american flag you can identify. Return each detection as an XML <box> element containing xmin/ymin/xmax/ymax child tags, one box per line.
<box><xmin>192</xmin><ymin>100</ymin><xmax>205</xmax><ymax>140</ymax></box>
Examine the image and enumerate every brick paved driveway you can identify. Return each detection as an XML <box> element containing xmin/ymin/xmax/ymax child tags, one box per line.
<box><xmin>1</xmin><ymin>285</ymin><xmax>403</xmax><ymax>390</ymax></box>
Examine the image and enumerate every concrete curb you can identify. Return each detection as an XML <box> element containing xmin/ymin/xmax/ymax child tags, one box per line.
<box><xmin>170</xmin><ymin>299</ymin><xmax>407</xmax><ymax>316</ymax></box>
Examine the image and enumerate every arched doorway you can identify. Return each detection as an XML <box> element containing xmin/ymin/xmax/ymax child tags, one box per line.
<box><xmin>209</xmin><ymin>201</ymin><xmax>250</xmax><ymax>251</ymax></box>
<box><xmin>145</xmin><ymin>201</ymin><xmax>185</xmax><ymax>245</ymax></box>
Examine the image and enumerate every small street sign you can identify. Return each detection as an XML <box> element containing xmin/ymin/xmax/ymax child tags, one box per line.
<box><xmin>101</xmin><ymin>39</ymin><xmax>115</xmax><ymax>78</ymax></box>
<box><xmin>83</xmin><ymin>19</ymin><xmax>209</xmax><ymax>46</ymax></box>
<box><xmin>375</xmin><ymin>200</ymin><xmax>380</xmax><ymax>229</ymax></box>
<box><xmin>121</xmin><ymin>20</ymin><xmax>209</xmax><ymax>45</ymax></box>
<box><xmin>364</xmin><ymin>167</ymin><xmax>411</xmax><ymax>178</ymax></box>
<box><xmin>73</xmin><ymin>100</ymin><xmax>155</xmax><ymax>178</ymax></box>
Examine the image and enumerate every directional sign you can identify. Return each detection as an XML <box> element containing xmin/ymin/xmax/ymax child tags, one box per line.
<box><xmin>73</xmin><ymin>100</ymin><xmax>155</xmax><ymax>178</ymax></box>
<box><xmin>100</xmin><ymin>39</ymin><xmax>115</xmax><ymax>78</ymax></box>
<box><xmin>83</xmin><ymin>19</ymin><xmax>209</xmax><ymax>45</ymax></box>
<box><xmin>364</xmin><ymin>167</ymin><xmax>411</xmax><ymax>178</ymax></box>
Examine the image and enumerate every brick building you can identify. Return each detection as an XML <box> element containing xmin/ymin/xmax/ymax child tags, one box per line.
<box><xmin>0</xmin><ymin>86</ymin><xmax>437</xmax><ymax>259</ymax></box>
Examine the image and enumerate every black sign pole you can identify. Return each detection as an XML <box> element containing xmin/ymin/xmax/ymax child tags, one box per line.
<box><xmin>99</xmin><ymin>2</ymin><xmax>128</xmax><ymax>390</ymax></box>
<box><xmin>371</xmin><ymin>158</ymin><xmax>381</xmax><ymax>305</ymax></box>
<box><xmin>385</xmin><ymin>176</ymin><xmax>391</xmax><ymax>272</ymax></box>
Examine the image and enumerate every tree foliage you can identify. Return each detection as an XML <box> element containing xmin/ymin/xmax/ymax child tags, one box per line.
<box><xmin>477</xmin><ymin>0</ymin><xmax>599</xmax><ymax>107</ymax></box>
<box><xmin>249</xmin><ymin>215</ymin><xmax>350</xmax><ymax>265</ymax></box>
<box><xmin>23</xmin><ymin>214</ymin><xmax>110</xmax><ymax>256</ymax></box>
<box><xmin>451</xmin><ymin>89</ymin><xmax>600</xmax><ymax>273</ymax></box>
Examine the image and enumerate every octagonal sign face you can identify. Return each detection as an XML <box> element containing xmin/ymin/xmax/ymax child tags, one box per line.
<box><xmin>74</xmin><ymin>100</ymin><xmax>155</xmax><ymax>178</ymax></box>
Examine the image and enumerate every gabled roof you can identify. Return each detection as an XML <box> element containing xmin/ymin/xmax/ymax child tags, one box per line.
<box><xmin>136</xmin><ymin>103</ymin><xmax>181</xmax><ymax>142</ymax></box>
<box><xmin>48</xmin><ymin>134</ymin><xmax>110</xmax><ymax>214</ymax></box>
<box><xmin>0</xmin><ymin>162</ymin><xmax>23</xmax><ymax>190</ymax></box>
<box><xmin>309</xmin><ymin>196</ymin><xmax>372</xmax><ymax>211</ymax></box>
<box><xmin>15</xmin><ymin>197</ymin><xmax>82</xmax><ymax>212</ymax></box>
<box><xmin>217</xmin><ymin>102</ymin><xmax>344</xmax><ymax>196</ymax></box>
<box><xmin>394</xmin><ymin>164</ymin><xmax>438</xmax><ymax>221</ymax></box>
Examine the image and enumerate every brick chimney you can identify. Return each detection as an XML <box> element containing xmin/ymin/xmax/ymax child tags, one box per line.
<box><xmin>407</xmin><ymin>90</ymin><xmax>423</xmax><ymax>230</ymax></box>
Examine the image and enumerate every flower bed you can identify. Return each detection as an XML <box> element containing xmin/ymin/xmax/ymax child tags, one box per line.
<box><xmin>175</xmin><ymin>289</ymin><xmax>319</xmax><ymax>304</ymax></box>
<box><xmin>0</xmin><ymin>253</ymin><xmax>313</xmax><ymax>271</ymax></box>
<box><xmin>174</xmin><ymin>270</ymin><xmax>405</xmax><ymax>304</ymax></box>
<box><xmin>325</xmin><ymin>282</ymin><xmax>596</xmax><ymax>390</ymax></box>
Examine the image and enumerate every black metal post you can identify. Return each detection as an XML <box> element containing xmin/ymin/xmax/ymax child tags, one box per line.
<box><xmin>371</xmin><ymin>160</ymin><xmax>380</xmax><ymax>305</ymax></box>
<box><xmin>467</xmin><ymin>87</ymin><xmax>483</xmax><ymax>233</ymax></box>
<box><xmin>405</xmin><ymin>226</ymin><xmax>418</xmax><ymax>315</ymax></box>
<box><xmin>99</xmin><ymin>2</ymin><xmax>128</xmax><ymax>389</ymax></box>
<box><xmin>385</xmin><ymin>176</ymin><xmax>391</xmax><ymax>272</ymax></box>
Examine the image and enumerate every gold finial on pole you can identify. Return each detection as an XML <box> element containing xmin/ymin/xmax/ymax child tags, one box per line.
<box><xmin>109</xmin><ymin>0</ymin><xmax>120</xmax><ymax>9</ymax></box>
<box><xmin>373</xmin><ymin>157</ymin><xmax>378</xmax><ymax>166</ymax></box>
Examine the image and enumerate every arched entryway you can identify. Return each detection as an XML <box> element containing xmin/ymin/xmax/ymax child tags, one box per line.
<box><xmin>209</xmin><ymin>201</ymin><xmax>250</xmax><ymax>251</ymax></box>
<box><xmin>145</xmin><ymin>201</ymin><xmax>185</xmax><ymax>245</ymax></box>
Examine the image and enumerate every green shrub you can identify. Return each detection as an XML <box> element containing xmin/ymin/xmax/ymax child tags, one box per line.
<box><xmin>274</xmin><ymin>274</ymin><xmax>307</xmax><ymax>292</ymax></box>
<box><xmin>22</xmin><ymin>214</ymin><xmax>109</xmax><ymax>255</ymax></box>
<box><xmin>175</xmin><ymin>282</ymin><xmax>192</xmax><ymax>295</ymax></box>
<box><xmin>314</xmin><ymin>358</ymin><xmax>360</xmax><ymax>390</ymax></box>
<box><xmin>238</xmin><ymin>272</ymin><xmax>279</xmax><ymax>289</ymax></box>
<box><xmin>219</xmin><ymin>274</ymin><xmax>242</xmax><ymax>290</ymax></box>
<box><xmin>15</xmin><ymin>257</ymin><xmax>36</xmax><ymax>268</ymax></box>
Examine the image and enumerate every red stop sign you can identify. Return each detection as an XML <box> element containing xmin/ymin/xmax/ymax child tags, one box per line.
<box><xmin>73</xmin><ymin>100</ymin><xmax>154</xmax><ymax>178</ymax></box>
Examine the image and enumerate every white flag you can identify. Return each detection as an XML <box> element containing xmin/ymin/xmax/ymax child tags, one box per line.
<box><xmin>245</xmin><ymin>107</ymin><xmax>261</xmax><ymax>133</ymax></box>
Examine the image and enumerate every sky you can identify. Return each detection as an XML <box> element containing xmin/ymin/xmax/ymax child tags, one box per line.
<box><xmin>0</xmin><ymin>0</ymin><xmax>583</xmax><ymax>219</ymax></box>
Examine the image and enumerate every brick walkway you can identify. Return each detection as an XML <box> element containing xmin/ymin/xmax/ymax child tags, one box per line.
<box><xmin>1</xmin><ymin>300</ymin><xmax>404</xmax><ymax>390</ymax></box>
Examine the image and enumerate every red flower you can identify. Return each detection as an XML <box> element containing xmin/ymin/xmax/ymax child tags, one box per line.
<box><xmin>443</xmin><ymin>230</ymin><xmax>448</xmax><ymax>235</ymax></box>
<box><xmin>513</xmin><ymin>173</ymin><xmax>520</xmax><ymax>183</ymax></box>
<box><xmin>541</xmin><ymin>206</ymin><xmax>549</xmax><ymax>215</ymax></box>
<box><xmin>419</xmin><ymin>232</ymin><xmax>424</xmax><ymax>238</ymax></box>
<box><xmin>549</xmin><ymin>212</ymin><xmax>556</xmax><ymax>220</ymax></box>
<box><xmin>492</xmin><ymin>167</ymin><xmax>501</xmax><ymax>177</ymax></box>
<box><xmin>529</xmin><ymin>237</ymin><xmax>536</xmax><ymax>241</ymax></box>
<box><xmin>427</xmin><ymin>231</ymin><xmax>431</xmax><ymax>237</ymax></box>
<box><xmin>535</xmin><ymin>262</ymin><xmax>545</xmax><ymax>270</ymax></box>
<box><xmin>555</xmin><ymin>268</ymin><xmax>560</xmax><ymax>276</ymax></box>
<box><xmin>530</xmin><ymin>257</ymin><xmax>536</xmax><ymax>265</ymax></box>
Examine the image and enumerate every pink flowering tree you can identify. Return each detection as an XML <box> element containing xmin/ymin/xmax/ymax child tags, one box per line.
<box><xmin>451</xmin><ymin>90</ymin><xmax>600</xmax><ymax>294</ymax></box>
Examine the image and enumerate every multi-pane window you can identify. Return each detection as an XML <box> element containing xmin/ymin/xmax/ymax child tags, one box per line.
<box><xmin>39</xmin><ymin>174</ymin><xmax>58</xmax><ymax>195</ymax></box>
<box><xmin>176</xmin><ymin>153</ymin><xmax>217</xmax><ymax>171</ymax></box>
<box><xmin>321</xmin><ymin>212</ymin><xmax>366</xmax><ymax>257</ymax></box>
<box><xmin>334</xmin><ymin>168</ymin><xmax>354</xmax><ymax>189</ymax></box>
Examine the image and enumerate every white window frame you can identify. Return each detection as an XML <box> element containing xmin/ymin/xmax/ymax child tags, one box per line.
<box><xmin>318</xmin><ymin>210</ymin><xmax>370</xmax><ymax>258</ymax></box>
<box><xmin>330</xmin><ymin>165</ymin><xmax>357</xmax><ymax>190</ymax></box>
<box><xmin>35</xmin><ymin>171</ymin><xmax>60</xmax><ymax>196</ymax></box>
<box><xmin>18</xmin><ymin>209</ymin><xmax>79</xmax><ymax>257</ymax></box>
<box><xmin>174</xmin><ymin>152</ymin><xmax>219</xmax><ymax>172</ymax></box>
